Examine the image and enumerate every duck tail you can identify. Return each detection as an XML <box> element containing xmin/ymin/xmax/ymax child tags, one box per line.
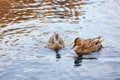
<box><xmin>94</xmin><ymin>36</ymin><xmax>103</xmax><ymax>41</ymax></box>
<box><xmin>99</xmin><ymin>38</ymin><xmax>104</xmax><ymax>43</ymax></box>
<box><xmin>94</xmin><ymin>37</ymin><xmax>103</xmax><ymax>45</ymax></box>
<box><xmin>94</xmin><ymin>36</ymin><xmax>102</xmax><ymax>39</ymax></box>
<box><xmin>98</xmin><ymin>36</ymin><xmax>103</xmax><ymax>43</ymax></box>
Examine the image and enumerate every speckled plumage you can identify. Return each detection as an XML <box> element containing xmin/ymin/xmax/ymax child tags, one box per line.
<box><xmin>73</xmin><ymin>36</ymin><xmax>103</xmax><ymax>54</ymax></box>
<box><xmin>47</xmin><ymin>32</ymin><xmax>64</xmax><ymax>53</ymax></box>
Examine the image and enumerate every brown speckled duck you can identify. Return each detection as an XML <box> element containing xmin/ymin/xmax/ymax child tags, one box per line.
<box><xmin>73</xmin><ymin>36</ymin><xmax>103</xmax><ymax>54</ymax></box>
<box><xmin>47</xmin><ymin>32</ymin><xmax>65</xmax><ymax>54</ymax></box>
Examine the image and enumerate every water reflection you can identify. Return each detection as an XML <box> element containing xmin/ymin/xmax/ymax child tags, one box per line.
<box><xmin>74</xmin><ymin>54</ymin><xmax>97</xmax><ymax>66</ymax></box>
<box><xmin>39</xmin><ymin>0</ymin><xmax>85</xmax><ymax>21</ymax></box>
<box><xmin>56</xmin><ymin>53</ymin><xmax>61</xmax><ymax>60</ymax></box>
<box><xmin>0</xmin><ymin>0</ymin><xmax>86</xmax><ymax>24</ymax></box>
<box><xmin>0</xmin><ymin>0</ymin><xmax>120</xmax><ymax>80</ymax></box>
<box><xmin>54</xmin><ymin>49</ymin><xmax>61</xmax><ymax>60</ymax></box>
<box><xmin>74</xmin><ymin>54</ymin><xmax>83</xmax><ymax>66</ymax></box>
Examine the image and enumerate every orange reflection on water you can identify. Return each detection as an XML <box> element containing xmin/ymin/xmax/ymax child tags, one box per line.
<box><xmin>0</xmin><ymin>0</ymin><xmax>36</xmax><ymax>24</ymax></box>
<box><xmin>0</xmin><ymin>0</ymin><xmax>86</xmax><ymax>24</ymax></box>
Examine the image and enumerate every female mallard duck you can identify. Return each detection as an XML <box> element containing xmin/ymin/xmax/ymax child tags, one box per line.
<box><xmin>47</xmin><ymin>32</ymin><xmax>65</xmax><ymax>54</ymax></box>
<box><xmin>73</xmin><ymin>36</ymin><xmax>103</xmax><ymax>54</ymax></box>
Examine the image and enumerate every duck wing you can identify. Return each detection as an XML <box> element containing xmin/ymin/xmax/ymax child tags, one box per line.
<box><xmin>58</xmin><ymin>36</ymin><xmax>64</xmax><ymax>46</ymax></box>
<box><xmin>84</xmin><ymin>36</ymin><xmax>103</xmax><ymax>45</ymax></box>
<box><xmin>82</xmin><ymin>39</ymin><xmax>94</xmax><ymax>49</ymax></box>
<box><xmin>48</xmin><ymin>35</ymin><xmax>54</xmax><ymax>44</ymax></box>
<box><xmin>92</xmin><ymin>36</ymin><xmax>103</xmax><ymax>45</ymax></box>
<box><xmin>81</xmin><ymin>36</ymin><xmax>103</xmax><ymax>53</ymax></box>
<box><xmin>47</xmin><ymin>34</ymin><xmax>55</xmax><ymax>48</ymax></box>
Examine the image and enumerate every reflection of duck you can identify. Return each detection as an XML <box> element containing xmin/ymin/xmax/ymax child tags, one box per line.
<box><xmin>74</xmin><ymin>54</ymin><xmax>97</xmax><ymax>66</ymax></box>
<box><xmin>74</xmin><ymin>54</ymin><xmax>83</xmax><ymax>66</ymax></box>
<box><xmin>47</xmin><ymin>32</ymin><xmax>65</xmax><ymax>59</ymax></box>
<box><xmin>73</xmin><ymin>36</ymin><xmax>103</xmax><ymax>54</ymax></box>
<box><xmin>56</xmin><ymin>52</ymin><xmax>61</xmax><ymax>59</ymax></box>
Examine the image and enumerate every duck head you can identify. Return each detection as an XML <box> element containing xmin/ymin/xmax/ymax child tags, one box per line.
<box><xmin>73</xmin><ymin>37</ymin><xmax>83</xmax><ymax>48</ymax></box>
<box><xmin>52</xmin><ymin>33</ymin><xmax>62</xmax><ymax>50</ymax></box>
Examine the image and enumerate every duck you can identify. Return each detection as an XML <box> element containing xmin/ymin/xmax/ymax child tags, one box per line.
<box><xmin>47</xmin><ymin>32</ymin><xmax>65</xmax><ymax>54</ymax></box>
<box><xmin>73</xmin><ymin>36</ymin><xmax>103</xmax><ymax>54</ymax></box>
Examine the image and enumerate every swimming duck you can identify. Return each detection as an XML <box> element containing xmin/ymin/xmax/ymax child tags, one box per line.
<box><xmin>73</xmin><ymin>36</ymin><xmax>103</xmax><ymax>54</ymax></box>
<box><xmin>47</xmin><ymin>32</ymin><xmax>65</xmax><ymax>54</ymax></box>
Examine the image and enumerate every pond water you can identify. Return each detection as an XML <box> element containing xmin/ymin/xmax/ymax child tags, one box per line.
<box><xmin>0</xmin><ymin>0</ymin><xmax>120</xmax><ymax>80</ymax></box>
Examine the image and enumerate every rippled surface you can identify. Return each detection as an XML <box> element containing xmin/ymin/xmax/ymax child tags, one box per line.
<box><xmin>0</xmin><ymin>0</ymin><xmax>120</xmax><ymax>80</ymax></box>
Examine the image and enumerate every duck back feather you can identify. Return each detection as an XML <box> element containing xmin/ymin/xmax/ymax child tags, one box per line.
<box><xmin>74</xmin><ymin>36</ymin><xmax>103</xmax><ymax>54</ymax></box>
<box><xmin>47</xmin><ymin>32</ymin><xmax>64</xmax><ymax>51</ymax></box>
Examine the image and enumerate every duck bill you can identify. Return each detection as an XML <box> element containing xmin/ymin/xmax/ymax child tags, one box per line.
<box><xmin>72</xmin><ymin>44</ymin><xmax>76</xmax><ymax>49</ymax></box>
